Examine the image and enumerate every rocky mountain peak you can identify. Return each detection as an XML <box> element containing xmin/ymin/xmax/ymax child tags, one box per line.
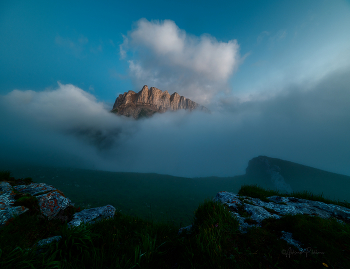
<box><xmin>111</xmin><ymin>85</ymin><xmax>210</xmax><ymax>119</ymax></box>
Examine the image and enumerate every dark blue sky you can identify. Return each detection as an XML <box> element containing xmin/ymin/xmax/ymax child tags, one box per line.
<box><xmin>2</xmin><ymin>0</ymin><xmax>349</xmax><ymax>104</ymax></box>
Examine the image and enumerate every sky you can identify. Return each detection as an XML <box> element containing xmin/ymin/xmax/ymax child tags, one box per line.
<box><xmin>1</xmin><ymin>0</ymin><xmax>350</xmax><ymax>177</ymax></box>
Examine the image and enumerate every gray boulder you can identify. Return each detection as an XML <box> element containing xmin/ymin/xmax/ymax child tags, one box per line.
<box><xmin>179</xmin><ymin>191</ymin><xmax>350</xmax><ymax>251</ymax></box>
<box><xmin>0</xmin><ymin>180</ymin><xmax>115</xmax><ymax>255</ymax></box>
<box><xmin>214</xmin><ymin>191</ymin><xmax>349</xmax><ymax>232</ymax></box>
<box><xmin>67</xmin><ymin>205</ymin><xmax>115</xmax><ymax>228</ymax></box>
<box><xmin>178</xmin><ymin>225</ymin><xmax>193</xmax><ymax>235</ymax></box>
<box><xmin>1</xmin><ymin>181</ymin><xmax>74</xmax><ymax>225</ymax></box>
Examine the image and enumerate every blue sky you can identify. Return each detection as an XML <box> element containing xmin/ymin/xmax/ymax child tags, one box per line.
<box><xmin>1</xmin><ymin>0</ymin><xmax>350</xmax><ymax>178</ymax></box>
<box><xmin>2</xmin><ymin>0</ymin><xmax>349</xmax><ymax>104</ymax></box>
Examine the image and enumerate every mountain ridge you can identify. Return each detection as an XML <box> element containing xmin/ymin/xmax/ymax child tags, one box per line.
<box><xmin>2</xmin><ymin>155</ymin><xmax>349</xmax><ymax>206</ymax></box>
<box><xmin>111</xmin><ymin>85</ymin><xmax>210</xmax><ymax>119</ymax></box>
<box><xmin>245</xmin><ymin>155</ymin><xmax>350</xmax><ymax>202</ymax></box>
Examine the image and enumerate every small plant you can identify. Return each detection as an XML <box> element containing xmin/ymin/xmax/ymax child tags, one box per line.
<box><xmin>23</xmin><ymin>177</ymin><xmax>34</xmax><ymax>184</ymax></box>
<box><xmin>13</xmin><ymin>195</ymin><xmax>41</xmax><ymax>215</ymax></box>
<box><xmin>38</xmin><ymin>221</ymin><xmax>101</xmax><ymax>265</ymax></box>
<box><xmin>238</xmin><ymin>184</ymin><xmax>282</xmax><ymax>202</ymax></box>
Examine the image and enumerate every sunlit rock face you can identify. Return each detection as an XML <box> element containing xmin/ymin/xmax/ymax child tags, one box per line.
<box><xmin>111</xmin><ymin>85</ymin><xmax>210</xmax><ymax>119</ymax></box>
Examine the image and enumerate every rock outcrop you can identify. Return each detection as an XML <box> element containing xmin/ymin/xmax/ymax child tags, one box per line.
<box><xmin>0</xmin><ymin>179</ymin><xmax>115</xmax><ymax>255</ymax></box>
<box><xmin>179</xmin><ymin>191</ymin><xmax>350</xmax><ymax>251</ymax></box>
<box><xmin>111</xmin><ymin>85</ymin><xmax>210</xmax><ymax>119</ymax></box>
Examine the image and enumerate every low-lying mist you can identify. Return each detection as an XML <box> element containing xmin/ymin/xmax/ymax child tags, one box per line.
<box><xmin>1</xmin><ymin>68</ymin><xmax>350</xmax><ymax>178</ymax></box>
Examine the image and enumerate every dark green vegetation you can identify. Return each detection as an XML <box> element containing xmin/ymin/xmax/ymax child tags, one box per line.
<box><xmin>2</xmin><ymin>157</ymin><xmax>350</xmax><ymax>227</ymax></box>
<box><xmin>0</xmin><ymin>164</ymin><xmax>259</xmax><ymax>226</ymax></box>
<box><xmin>1</xmin><ymin>172</ymin><xmax>350</xmax><ymax>268</ymax></box>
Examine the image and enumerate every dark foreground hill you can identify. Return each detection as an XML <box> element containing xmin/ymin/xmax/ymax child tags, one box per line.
<box><xmin>1</xmin><ymin>155</ymin><xmax>349</xmax><ymax>226</ymax></box>
<box><xmin>1</xmin><ymin>172</ymin><xmax>349</xmax><ymax>269</ymax></box>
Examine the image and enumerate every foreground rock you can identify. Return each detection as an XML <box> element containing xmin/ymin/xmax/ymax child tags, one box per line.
<box><xmin>111</xmin><ymin>85</ymin><xmax>210</xmax><ymax>119</ymax></box>
<box><xmin>0</xmin><ymin>180</ymin><xmax>115</xmax><ymax>254</ymax></box>
<box><xmin>179</xmin><ymin>191</ymin><xmax>350</xmax><ymax>252</ymax></box>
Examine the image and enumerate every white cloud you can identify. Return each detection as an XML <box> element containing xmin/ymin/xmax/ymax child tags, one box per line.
<box><xmin>3</xmin><ymin>82</ymin><xmax>133</xmax><ymax>136</ymax></box>
<box><xmin>130</xmin><ymin>19</ymin><xmax>185</xmax><ymax>55</ymax></box>
<box><xmin>1</xmin><ymin>69</ymin><xmax>350</xmax><ymax>178</ymax></box>
<box><xmin>121</xmin><ymin>19</ymin><xmax>242</xmax><ymax>104</ymax></box>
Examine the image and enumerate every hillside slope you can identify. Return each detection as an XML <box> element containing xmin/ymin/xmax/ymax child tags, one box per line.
<box><xmin>245</xmin><ymin>155</ymin><xmax>350</xmax><ymax>202</ymax></box>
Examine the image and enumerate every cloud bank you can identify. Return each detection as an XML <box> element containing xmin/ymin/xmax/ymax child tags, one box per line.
<box><xmin>1</xmin><ymin>67</ymin><xmax>350</xmax><ymax>177</ymax></box>
<box><xmin>0</xmin><ymin>83</ymin><xmax>136</xmax><ymax>168</ymax></box>
<box><xmin>120</xmin><ymin>19</ymin><xmax>241</xmax><ymax>104</ymax></box>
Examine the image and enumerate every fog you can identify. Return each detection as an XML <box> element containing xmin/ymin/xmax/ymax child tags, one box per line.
<box><xmin>1</xmin><ymin>66</ymin><xmax>350</xmax><ymax>178</ymax></box>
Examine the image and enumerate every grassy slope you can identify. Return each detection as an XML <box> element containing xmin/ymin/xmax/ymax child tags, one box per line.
<box><xmin>1</xmin><ymin>157</ymin><xmax>349</xmax><ymax>227</ymax></box>
<box><xmin>0</xmin><ymin>163</ymin><xmax>267</xmax><ymax>226</ymax></box>
<box><xmin>1</xmin><ymin>170</ymin><xmax>349</xmax><ymax>269</ymax></box>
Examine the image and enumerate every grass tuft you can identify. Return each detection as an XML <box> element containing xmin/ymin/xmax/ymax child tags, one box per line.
<box><xmin>238</xmin><ymin>184</ymin><xmax>281</xmax><ymax>202</ymax></box>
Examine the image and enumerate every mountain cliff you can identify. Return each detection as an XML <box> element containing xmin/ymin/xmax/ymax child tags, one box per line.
<box><xmin>111</xmin><ymin>85</ymin><xmax>210</xmax><ymax>119</ymax></box>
